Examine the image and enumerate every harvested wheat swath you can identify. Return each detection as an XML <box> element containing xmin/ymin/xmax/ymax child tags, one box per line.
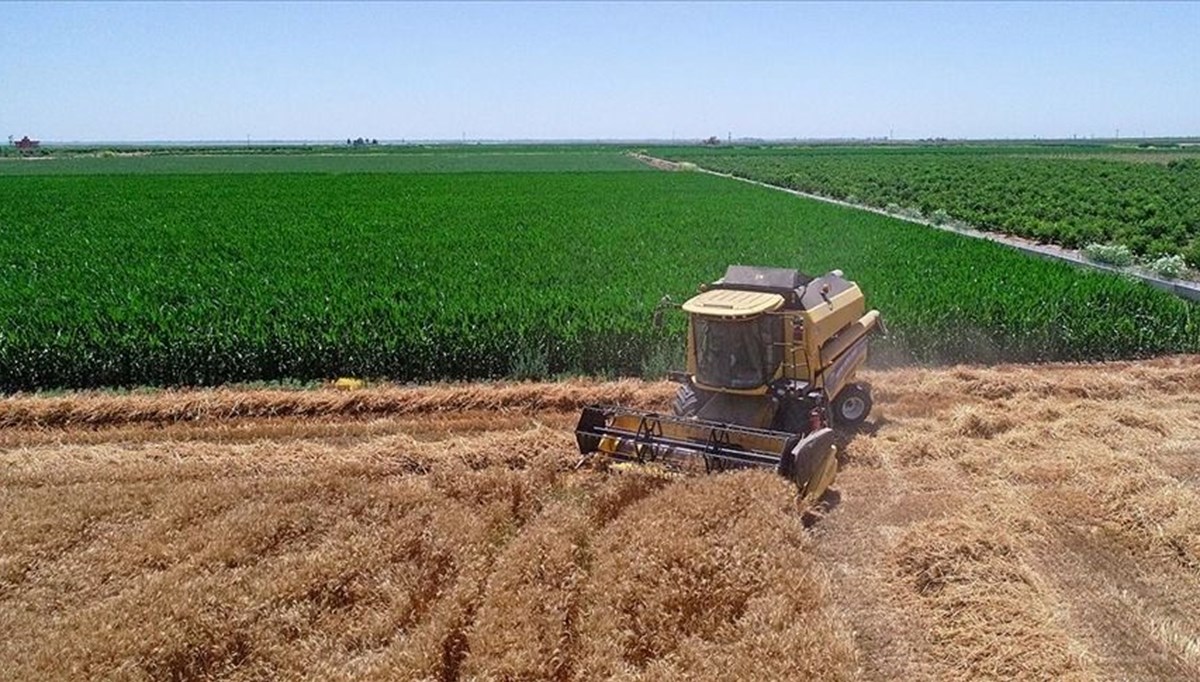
<box><xmin>0</xmin><ymin>379</ymin><xmax>677</xmax><ymax>429</ymax></box>
<box><xmin>6</xmin><ymin>355</ymin><xmax>1200</xmax><ymax>432</ymax></box>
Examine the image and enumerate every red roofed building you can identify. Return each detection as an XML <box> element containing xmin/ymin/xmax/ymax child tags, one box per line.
<box><xmin>14</xmin><ymin>136</ymin><xmax>40</xmax><ymax>150</ymax></box>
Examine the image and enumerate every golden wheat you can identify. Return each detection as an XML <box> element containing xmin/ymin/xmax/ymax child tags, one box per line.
<box><xmin>3</xmin><ymin>357</ymin><xmax>1200</xmax><ymax>680</ymax></box>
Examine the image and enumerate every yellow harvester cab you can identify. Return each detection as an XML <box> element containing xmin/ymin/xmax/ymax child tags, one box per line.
<box><xmin>677</xmin><ymin>265</ymin><xmax>881</xmax><ymax>432</ymax></box>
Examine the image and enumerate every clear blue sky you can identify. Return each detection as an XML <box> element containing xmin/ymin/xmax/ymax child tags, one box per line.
<box><xmin>3</xmin><ymin>1</ymin><xmax>1196</xmax><ymax>142</ymax></box>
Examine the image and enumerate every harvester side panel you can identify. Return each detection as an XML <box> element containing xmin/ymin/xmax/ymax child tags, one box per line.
<box><xmin>803</xmin><ymin>286</ymin><xmax>867</xmax><ymax>363</ymax></box>
<box><xmin>817</xmin><ymin>309</ymin><xmax>877</xmax><ymax>387</ymax></box>
<box><xmin>821</xmin><ymin>334</ymin><xmax>871</xmax><ymax>401</ymax></box>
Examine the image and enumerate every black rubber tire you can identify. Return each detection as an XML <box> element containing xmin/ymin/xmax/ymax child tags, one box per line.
<box><xmin>832</xmin><ymin>383</ymin><xmax>872</xmax><ymax>426</ymax></box>
<box><xmin>672</xmin><ymin>383</ymin><xmax>703</xmax><ymax>417</ymax></box>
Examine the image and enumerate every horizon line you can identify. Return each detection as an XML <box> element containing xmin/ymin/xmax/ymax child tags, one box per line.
<box><xmin>13</xmin><ymin>134</ymin><xmax>1200</xmax><ymax>147</ymax></box>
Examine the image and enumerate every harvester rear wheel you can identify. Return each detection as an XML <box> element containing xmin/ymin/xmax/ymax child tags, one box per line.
<box><xmin>832</xmin><ymin>383</ymin><xmax>871</xmax><ymax>426</ymax></box>
<box><xmin>672</xmin><ymin>384</ymin><xmax>704</xmax><ymax>417</ymax></box>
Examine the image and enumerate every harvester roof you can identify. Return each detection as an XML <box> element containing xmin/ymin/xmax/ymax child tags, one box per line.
<box><xmin>681</xmin><ymin>288</ymin><xmax>784</xmax><ymax>318</ymax></box>
<box><xmin>704</xmin><ymin>264</ymin><xmax>858</xmax><ymax>314</ymax></box>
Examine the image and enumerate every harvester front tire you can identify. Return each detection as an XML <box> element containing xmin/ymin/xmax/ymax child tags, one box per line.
<box><xmin>832</xmin><ymin>384</ymin><xmax>871</xmax><ymax>426</ymax></box>
<box><xmin>672</xmin><ymin>384</ymin><xmax>703</xmax><ymax>417</ymax></box>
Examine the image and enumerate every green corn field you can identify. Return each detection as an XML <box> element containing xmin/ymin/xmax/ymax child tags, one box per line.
<box><xmin>0</xmin><ymin>161</ymin><xmax>1196</xmax><ymax>391</ymax></box>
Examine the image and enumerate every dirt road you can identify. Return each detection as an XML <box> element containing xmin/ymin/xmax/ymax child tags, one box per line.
<box><xmin>1</xmin><ymin>359</ymin><xmax>1198</xmax><ymax>680</ymax></box>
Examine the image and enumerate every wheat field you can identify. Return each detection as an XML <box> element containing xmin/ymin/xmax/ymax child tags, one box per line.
<box><xmin>2</xmin><ymin>358</ymin><xmax>1198</xmax><ymax>680</ymax></box>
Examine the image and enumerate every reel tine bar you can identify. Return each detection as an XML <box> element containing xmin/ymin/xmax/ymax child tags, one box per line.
<box><xmin>575</xmin><ymin>405</ymin><xmax>791</xmax><ymax>470</ymax></box>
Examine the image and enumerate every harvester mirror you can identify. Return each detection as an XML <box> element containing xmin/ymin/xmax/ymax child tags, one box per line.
<box><xmin>652</xmin><ymin>295</ymin><xmax>674</xmax><ymax>327</ymax></box>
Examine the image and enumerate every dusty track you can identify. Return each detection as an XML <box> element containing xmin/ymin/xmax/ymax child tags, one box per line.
<box><xmin>2</xmin><ymin>358</ymin><xmax>1198</xmax><ymax>680</ymax></box>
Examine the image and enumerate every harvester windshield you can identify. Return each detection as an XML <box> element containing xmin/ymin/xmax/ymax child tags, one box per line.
<box><xmin>693</xmin><ymin>314</ymin><xmax>782</xmax><ymax>389</ymax></box>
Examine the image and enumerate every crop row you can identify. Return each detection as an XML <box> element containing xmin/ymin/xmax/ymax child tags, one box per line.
<box><xmin>0</xmin><ymin>170</ymin><xmax>1197</xmax><ymax>390</ymax></box>
<box><xmin>657</xmin><ymin>145</ymin><xmax>1200</xmax><ymax>267</ymax></box>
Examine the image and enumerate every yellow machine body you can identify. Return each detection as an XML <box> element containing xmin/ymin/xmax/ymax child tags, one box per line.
<box><xmin>577</xmin><ymin>265</ymin><xmax>882</xmax><ymax>500</ymax></box>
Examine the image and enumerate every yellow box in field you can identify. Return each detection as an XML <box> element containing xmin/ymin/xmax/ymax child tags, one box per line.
<box><xmin>334</xmin><ymin>377</ymin><xmax>364</xmax><ymax>390</ymax></box>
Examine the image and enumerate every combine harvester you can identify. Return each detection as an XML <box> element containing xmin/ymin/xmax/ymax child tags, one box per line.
<box><xmin>576</xmin><ymin>265</ymin><xmax>882</xmax><ymax>502</ymax></box>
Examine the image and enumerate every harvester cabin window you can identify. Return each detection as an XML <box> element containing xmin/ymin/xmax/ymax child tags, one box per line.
<box><xmin>693</xmin><ymin>315</ymin><xmax>783</xmax><ymax>389</ymax></box>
